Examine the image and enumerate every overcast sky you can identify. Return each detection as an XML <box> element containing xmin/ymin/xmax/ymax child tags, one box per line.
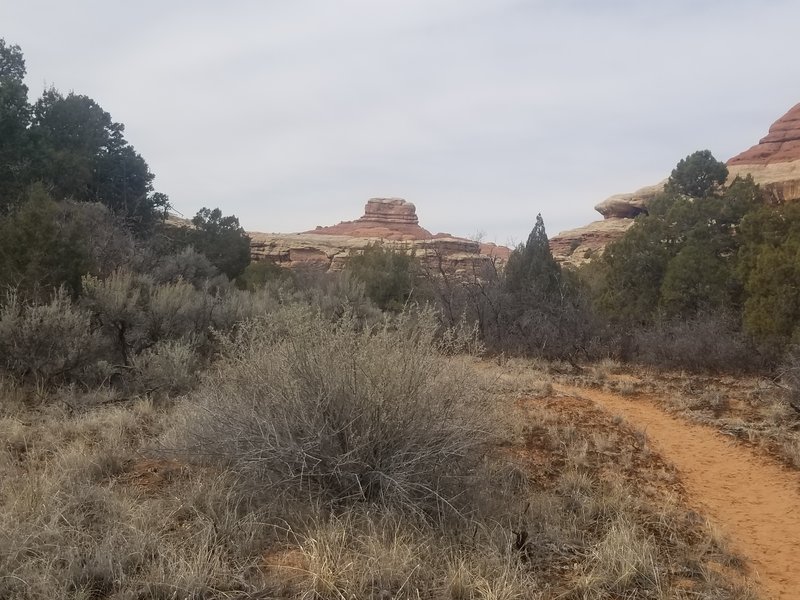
<box><xmin>3</xmin><ymin>1</ymin><xmax>799</xmax><ymax>245</ymax></box>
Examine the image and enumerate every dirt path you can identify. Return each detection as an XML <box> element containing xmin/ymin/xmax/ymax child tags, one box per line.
<box><xmin>557</xmin><ymin>385</ymin><xmax>800</xmax><ymax>600</ymax></box>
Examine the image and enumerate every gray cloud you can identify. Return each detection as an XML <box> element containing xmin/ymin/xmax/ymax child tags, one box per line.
<box><xmin>3</xmin><ymin>0</ymin><xmax>799</xmax><ymax>245</ymax></box>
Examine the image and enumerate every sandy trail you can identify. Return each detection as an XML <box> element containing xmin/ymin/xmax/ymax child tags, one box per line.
<box><xmin>557</xmin><ymin>385</ymin><xmax>800</xmax><ymax>600</ymax></box>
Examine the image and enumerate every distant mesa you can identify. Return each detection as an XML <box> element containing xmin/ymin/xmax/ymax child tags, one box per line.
<box><xmin>248</xmin><ymin>197</ymin><xmax>510</xmax><ymax>274</ymax></box>
<box><xmin>307</xmin><ymin>198</ymin><xmax>437</xmax><ymax>241</ymax></box>
<box><xmin>550</xmin><ymin>102</ymin><xmax>800</xmax><ymax>266</ymax></box>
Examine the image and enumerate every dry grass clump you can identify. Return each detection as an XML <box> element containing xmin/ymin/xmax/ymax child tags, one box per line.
<box><xmin>265</xmin><ymin>510</ymin><xmax>537</xmax><ymax>600</ymax></box>
<box><xmin>174</xmin><ymin>306</ymin><xmax>495</xmax><ymax>517</ymax></box>
<box><xmin>0</xmin><ymin>394</ymin><xmax>279</xmax><ymax>599</ymax></box>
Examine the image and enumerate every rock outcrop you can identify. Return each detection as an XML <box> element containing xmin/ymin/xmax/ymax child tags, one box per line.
<box><xmin>594</xmin><ymin>182</ymin><xmax>664</xmax><ymax>219</ymax></box>
<box><xmin>549</xmin><ymin>182</ymin><xmax>665</xmax><ymax>266</ymax></box>
<box><xmin>549</xmin><ymin>218</ymin><xmax>635</xmax><ymax>268</ymax></box>
<box><xmin>727</xmin><ymin>102</ymin><xmax>800</xmax><ymax>202</ymax></box>
<box><xmin>551</xmin><ymin>102</ymin><xmax>800</xmax><ymax>266</ymax></box>
<box><xmin>249</xmin><ymin>198</ymin><xmax>509</xmax><ymax>275</ymax></box>
<box><xmin>307</xmin><ymin>198</ymin><xmax>437</xmax><ymax>241</ymax></box>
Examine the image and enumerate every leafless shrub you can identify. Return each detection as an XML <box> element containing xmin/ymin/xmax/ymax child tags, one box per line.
<box><xmin>631</xmin><ymin>312</ymin><xmax>757</xmax><ymax>373</ymax></box>
<box><xmin>0</xmin><ymin>288</ymin><xmax>100</xmax><ymax>386</ymax></box>
<box><xmin>174</xmin><ymin>306</ymin><xmax>495</xmax><ymax>517</ymax></box>
<box><xmin>437</xmin><ymin>313</ymin><xmax>485</xmax><ymax>357</ymax></box>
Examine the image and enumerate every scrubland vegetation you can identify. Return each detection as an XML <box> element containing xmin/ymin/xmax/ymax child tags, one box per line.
<box><xmin>1</xmin><ymin>38</ymin><xmax>798</xmax><ymax>598</ymax></box>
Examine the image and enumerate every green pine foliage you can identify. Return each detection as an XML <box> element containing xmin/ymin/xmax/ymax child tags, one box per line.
<box><xmin>499</xmin><ymin>214</ymin><xmax>590</xmax><ymax>358</ymax></box>
<box><xmin>737</xmin><ymin>203</ymin><xmax>800</xmax><ymax>348</ymax></box>
<box><xmin>345</xmin><ymin>243</ymin><xmax>416</xmax><ymax>312</ymax></box>
<box><xmin>597</xmin><ymin>152</ymin><xmax>760</xmax><ymax>325</ymax></box>
<box><xmin>0</xmin><ymin>39</ymin><xmax>252</xmax><ymax>297</ymax></box>
<box><xmin>188</xmin><ymin>208</ymin><xmax>252</xmax><ymax>280</ymax></box>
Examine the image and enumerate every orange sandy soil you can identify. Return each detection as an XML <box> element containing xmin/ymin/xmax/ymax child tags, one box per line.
<box><xmin>555</xmin><ymin>383</ymin><xmax>800</xmax><ymax>600</ymax></box>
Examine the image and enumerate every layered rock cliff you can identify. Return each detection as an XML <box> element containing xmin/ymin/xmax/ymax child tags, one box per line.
<box><xmin>727</xmin><ymin>102</ymin><xmax>800</xmax><ymax>203</ymax></box>
<box><xmin>249</xmin><ymin>198</ymin><xmax>510</xmax><ymax>275</ymax></box>
<box><xmin>550</xmin><ymin>102</ymin><xmax>800</xmax><ymax>266</ymax></box>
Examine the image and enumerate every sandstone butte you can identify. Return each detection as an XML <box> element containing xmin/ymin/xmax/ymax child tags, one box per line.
<box><xmin>248</xmin><ymin>198</ymin><xmax>511</xmax><ymax>275</ymax></box>
<box><xmin>550</xmin><ymin>101</ymin><xmax>800</xmax><ymax>266</ymax></box>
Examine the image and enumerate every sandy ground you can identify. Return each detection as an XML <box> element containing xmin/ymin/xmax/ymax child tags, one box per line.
<box><xmin>558</xmin><ymin>385</ymin><xmax>800</xmax><ymax>600</ymax></box>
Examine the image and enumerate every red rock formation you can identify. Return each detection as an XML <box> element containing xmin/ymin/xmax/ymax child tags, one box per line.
<box><xmin>727</xmin><ymin>103</ymin><xmax>800</xmax><ymax>203</ymax></box>
<box><xmin>729</xmin><ymin>103</ymin><xmax>800</xmax><ymax>165</ymax></box>
<box><xmin>249</xmin><ymin>198</ymin><xmax>509</xmax><ymax>275</ymax></box>
<box><xmin>306</xmin><ymin>198</ymin><xmax>435</xmax><ymax>241</ymax></box>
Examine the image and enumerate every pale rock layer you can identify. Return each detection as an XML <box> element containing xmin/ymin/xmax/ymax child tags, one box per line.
<box><xmin>249</xmin><ymin>198</ymin><xmax>509</xmax><ymax>275</ymax></box>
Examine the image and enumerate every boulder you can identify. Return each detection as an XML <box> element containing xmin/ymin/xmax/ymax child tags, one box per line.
<box><xmin>594</xmin><ymin>182</ymin><xmax>664</xmax><ymax>219</ymax></box>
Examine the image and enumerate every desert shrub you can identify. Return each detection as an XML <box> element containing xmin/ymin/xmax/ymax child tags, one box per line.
<box><xmin>145</xmin><ymin>278</ymin><xmax>214</xmax><ymax>343</ymax></box>
<box><xmin>130</xmin><ymin>339</ymin><xmax>200</xmax><ymax>396</ymax></box>
<box><xmin>778</xmin><ymin>345</ymin><xmax>800</xmax><ymax>413</ymax></box>
<box><xmin>150</xmin><ymin>246</ymin><xmax>224</xmax><ymax>288</ymax></box>
<box><xmin>295</xmin><ymin>270</ymin><xmax>382</xmax><ymax>325</ymax></box>
<box><xmin>210</xmin><ymin>285</ymin><xmax>284</xmax><ymax>332</ymax></box>
<box><xmin>0</xmin><ymin>288</ymin><xmax>100</xmax><ymax>385</ymax></box>
<box><xmin>436</xmin><ymin>313</ymin><xmax>485</xmax><ymax>357</ymax></box>
<box><xmin>236</xmin><ymin>259</ymin><xmax>290</xmax><ymax>291</ymax></box>
<box><xmin>630</xmin><ymin>311</ymin><xmax>757</xmax><ymax>373</ymax></box>
<box><xmin>81</xmin><ymin>270</ymin><xmax>151</xmax><ymax>365</ymax></box>
<box><xmin>83</xmin><ymin>270</ymin><xmax>223</xmax><ymax>365</ymax></box>
<box><xmin>345</xmin><ymin>243</ymin><xmax>416</xmax><ymax>311</ymax></box>
<box><xmin>175</xmin><ymin>306</ymin><xmax>494</xmax><ymax>517</ymax></box>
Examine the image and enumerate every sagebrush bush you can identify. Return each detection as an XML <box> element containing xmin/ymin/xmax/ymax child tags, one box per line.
<box><xmin>131</xmin><ymin>339</ymin><xmax>200</xmax><ymax>396</ymax></box>
<box><xmin>145</xmin><ymin>278</ymin><xmax>214</xmax><ymax>343</ymax></box>
<box><xmin>295</xmin><ymin>270</ymin><xmax>382</xmax><ymax>325</ymax></box>
<box><xmin>175</xmin><ymin>306</ymin><xmax>494</xmax><ymax>517</ymax></box>
<box><xmin>0</xmin><ymin>288</ymin><xmax>100</xmax><ymax>385</ymax></box>
<box><xmin>151</xmin><ymin>246</ymin><xmax>222</xmax><ymax>288</ymax></box>
<box><xmin>82</xmin><ymin>270</ymin><xmax>150</xmax><ymax>365</ymax></box>
<box><xmin>210</xmin><ymin>285</ymin><xmax>284</xmax><ymax>332</ymax></box>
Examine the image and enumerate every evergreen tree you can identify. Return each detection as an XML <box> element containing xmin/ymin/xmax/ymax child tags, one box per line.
<box><xmin>30</xmin><ymin>89</ymin><xmax>165</xmax><ymax>230</ymax></box>
<box><xmin>503</xmin><ymin>214</ymin><xmax>560</xmax><ymax>297</ymax></box>
<box><xmin>0</xmin><ymin>39</ymin><xmax>32</xmax><ymax>212</ymax></box>
<box><xmin>346</xmin><ymin>243</ymin><xmax>416</xmax><ymax>312</ymax></box>
<box><xmin>598</xmin><ymin>154</ymin><xmax>760</xmax><ymax>324</ymax></box>
<box><xmin>499</xmin><ymin>214</ymin><xmax>590</xmax><ymax>358</ymax></box>
<box><xmin>665</xmin><ymin>149</ymin><xmax>728</xmax><ymax>198</ymax></box>
<box><xmin>188</xmin><ymin>208</ymin><xmax>251</xmax><ymax>280</ymax></box>
<box><xmin>737</xmin><ymin>203</ymin><xmax>800</xmax><ymax>347</ymax></box>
